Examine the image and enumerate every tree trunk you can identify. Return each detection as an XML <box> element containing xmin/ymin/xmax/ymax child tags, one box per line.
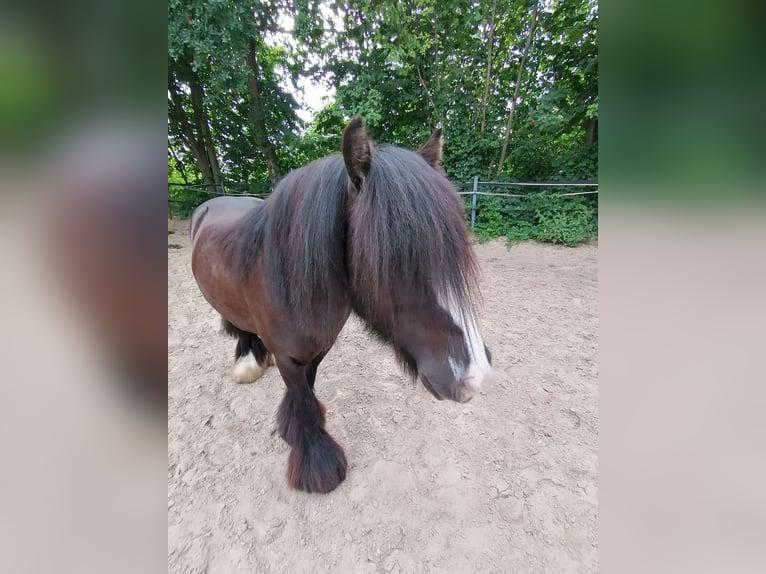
<box><xmin>247</xmin><ymin>38</ymin><xmax>281</xmax><ymax>185</ymax></box>
<box><xmin>586</xmin><ymin>116</ymin><xmax>598</xmax><ymax>145</ymax></box>
<box><xmin>433</xmin><ymin>4</ymin><xmax>441</xmax><ymax>95</ymax></box>
<box><xmin>417</xmin><ymin>66</ymin><xmax>437</xmax><ymax>116</ymax></box>
<box><xmin>479</xmin><ymin>0</ymin><xmax>498</xmax><ymax>140</ymax></box>
<box><xmin>496</xmin><ymin>2</ymin><xmax>540</xmax><ymax>176</ymax></box>
<box><xmin>168</xmin><ymin>78</ymin><xmax>217</xmax><ymax>190</ymax></box>
<box><xmin>189</xmin><ymin>80</ymin><xmax>223</xmax><ymax>191</ymax></box>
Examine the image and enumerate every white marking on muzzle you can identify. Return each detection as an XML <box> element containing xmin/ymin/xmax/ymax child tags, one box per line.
<box><xmin>440</xmin><ymin>293</ymin><xmax>493</xmax><ymax>392</ymax></box>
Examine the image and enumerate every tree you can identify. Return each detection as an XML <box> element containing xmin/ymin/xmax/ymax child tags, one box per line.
<box><xmin>167</xmin><ymin>0</ymin><xmax>598</xmax><ymax>216</ymax></box>
<box><xmin>168</xmin><ymin>0</ymin><xmax>310</xmax><ymax>187</ymax></box>
<box><xmin>496</xmin><ymin>0</ymin><xmax>539</xmax><ymax>175</ymax></box>
<box><xmin>168</xmin><ymin>55</ymin><xmax>222</xmax><ymax>191</ymax></box>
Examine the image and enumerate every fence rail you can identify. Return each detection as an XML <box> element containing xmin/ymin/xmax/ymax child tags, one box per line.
<box><xmin>169</xmin><ymin>177</ymin><xmax>599</xmax><ymax>229</ymax></box>
<box><xmin>460</xmin><ymin>176</ymin><xmax>598</xmax><ymax>230</ymax></box>
<box><xmin>457</xmin><ymin>190</ymin><xmax>598</xmax><ymax>197</ymax></box>
<box><xmin>458</xmin><ymin>181</ymin><xmax>598</xmax><ymax>188</ymax></box>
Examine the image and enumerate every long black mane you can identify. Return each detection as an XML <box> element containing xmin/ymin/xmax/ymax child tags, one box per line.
<box><xmin>347</xmin><ymin>145</ymin><xmax>480</xmax><ymax>330</ymax></box>
<box><xmin>232</xmin><ymin>155</ymin><xmax>349</xmax><ymax>343</ymax></box>
<box><xmin>232</xmin><ymin>141</ymin><xmax>479</xmax><ymax>345</ymax></box>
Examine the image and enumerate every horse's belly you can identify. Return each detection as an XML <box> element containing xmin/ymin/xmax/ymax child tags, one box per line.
<box><xmin>191</xmin><ymin>233</ymin><xmax>259</xmax><ymax>328</ymax></box>
<box><xmin>189</xmin><ymin>196</ymin><xmax>265</xmax><ymax>325</ymax></box>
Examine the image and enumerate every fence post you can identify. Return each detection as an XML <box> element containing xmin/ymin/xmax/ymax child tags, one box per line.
<box><xmin>471</xmin><ymin>176</ymin><xmax>478</xmax><ymax>231</ymax></box>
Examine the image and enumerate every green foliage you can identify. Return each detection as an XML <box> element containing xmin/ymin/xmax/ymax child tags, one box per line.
<box><xmin>167</xmin><ymin>0</ymin><xmax>598</xmax><ymax>238</ymax></box>
<box><xmin>533</xmin><ymin>194</ymin><xmax>597</xmax><ymax>246</ymax></box>
<box><xmin>505</xmin><ymin>221</ymin><xmax>537</xmax><ymax>244</ymax></box>
<box><xmin>169</xmin><ymin>0</ymin><xmax>308</xmax><ymax>187</ymax></box>
<box><xmin>319</xmin><ymin>0</ymin><xmax>597</xmax><ymax>184</ymax></box>
<box><xmin>168</xmin><ymin>184</ymin><xmax>208</xmax><ymax>219</ymax></box>
<box><xmin>470</xmin><ymin>191</ymin><xmax>597</xmax><ymax>247</ymax></box>
<box><xmin>473</xmin><ymin>197</ymin><xmax>509</xmax><ymax>242</ymax></box>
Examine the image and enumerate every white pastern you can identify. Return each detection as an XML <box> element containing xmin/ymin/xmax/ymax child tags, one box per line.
<box><xmin>231</xmin><ymin>351</ymin><xmax>266</xmax><ymax>384</ymax></box>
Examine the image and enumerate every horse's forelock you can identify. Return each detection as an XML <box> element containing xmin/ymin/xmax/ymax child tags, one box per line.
<box><xmin>348</xmin><ymin>146</ymin><xmax>479</xmax><ymax>329</ymax></box>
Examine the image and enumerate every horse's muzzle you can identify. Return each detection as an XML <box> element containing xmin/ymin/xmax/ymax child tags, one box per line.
<box><xmin>454</xmin><ymin>377</ymin><xmax>481</xmax><ymax>403</ymax></box>
<box><xmin>419</xmin><ymin>375</ymin><xmax>444</xmax><ymax>401</ymax></box>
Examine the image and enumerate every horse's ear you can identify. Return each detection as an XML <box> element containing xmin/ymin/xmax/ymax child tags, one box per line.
<box><xmin>417</xmin><ymin>127</ymin><xmax>443</xmax><ymax>170</ymax></box>
<box><xmin>342</xmin><ymin>116</ymin><xmax>372</xmax><ymax>191</ymax></box>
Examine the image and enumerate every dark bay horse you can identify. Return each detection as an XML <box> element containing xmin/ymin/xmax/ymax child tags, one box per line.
<box><xmin>190</xmin><ymin>117</ymin><xmax>492</xmax><ymax>493</ymax></box>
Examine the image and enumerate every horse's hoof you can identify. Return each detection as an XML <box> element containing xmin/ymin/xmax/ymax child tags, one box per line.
<box><xmin>231</xmin><ymin>352</ymin><xmax>266</xmax><ymax>383</ymax></box>
<box><xmin>287</xmin><ymin>431</ymin><xmax>347</xmax><ymax>494</ymax></box>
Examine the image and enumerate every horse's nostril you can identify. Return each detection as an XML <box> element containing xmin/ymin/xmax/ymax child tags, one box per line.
<box><xmin>462</xmin><ymin>376</ymin><xmax>482</xmax><ymax>393</ymax></box>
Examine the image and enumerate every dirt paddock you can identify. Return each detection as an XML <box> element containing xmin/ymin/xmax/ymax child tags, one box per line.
<box><xmin>168</xmin><ymin>218</ymin><xmax>598</xmax><ymax>573</ymax></box>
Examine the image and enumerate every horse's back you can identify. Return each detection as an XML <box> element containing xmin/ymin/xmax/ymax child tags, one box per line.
<box><xmin>190</xmin><ymin>195</ymin><xmax>264</xmax><ymax>245</ymax></box>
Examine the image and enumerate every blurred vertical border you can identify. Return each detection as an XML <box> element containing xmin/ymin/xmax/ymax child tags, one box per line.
<box><xmin>600</xmin><ymin>0</ymin><xmax>765</xmax><ymax>572</ymax></box>
<box><xmin>0</xmin><ymin>1</ymin><xmax>167</xmax><ymax>573</ymax></box>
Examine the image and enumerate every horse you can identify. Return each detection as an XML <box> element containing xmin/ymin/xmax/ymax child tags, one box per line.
<box><xmin>190</xmin><ymin>117</ymin><xmax>493</xmax><ymax>493</ymax></box>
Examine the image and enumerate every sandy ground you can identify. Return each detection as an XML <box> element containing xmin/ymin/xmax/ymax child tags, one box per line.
<box><xmin>168</xmin><ymin>218</ymin><xmax>598</xmax><ymax>574</ymax></box>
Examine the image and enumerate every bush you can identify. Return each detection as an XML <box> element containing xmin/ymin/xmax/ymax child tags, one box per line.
<box><xmin>473</xmin><ymin>197</ymin><xmax>509</xmax><ymax>242</ymax></box>
<box><xmin>469</xmin><ymin>191</ymin><xmax>597</xmax><ymax>247</ymax></box>
<box><xmin>505</xmin><ymin>221</ymin><xmax>537</xmax><ymax>244</ymax></box>
<box><xmin>533</xmin><ymin>194</ymin><xmax>597</xmax><ymax>247</ymax></box>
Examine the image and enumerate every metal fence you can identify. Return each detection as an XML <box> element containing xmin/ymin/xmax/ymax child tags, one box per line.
<box><xmin>169</xmin><ymin>178</ymin><xmax>599</xmax><ymax>227</ymax></box>
<box><xmin>168</xmin><ymin>182</ymin><xmax>272</xmax><ymax>218</ymax></box>
<box><xmin>457</xmin><ymin>177</ymin><xmax>599</xmax><ymax>231</ymax></box>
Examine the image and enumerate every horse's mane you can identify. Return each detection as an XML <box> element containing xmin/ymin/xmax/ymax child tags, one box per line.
<box><xmin>234</xmin><ymin>142</ymin><xmax>479</xmax><ymax>348</ymax></box>
<box><xmin>348</xmin><ymin>145</ymin><xmax>480</xmax><ymax>335</ymax></box>
<box><xmin>234</xmin><ymin>155</ymin><xmax>349</xmax><ymax>343</ymax></box>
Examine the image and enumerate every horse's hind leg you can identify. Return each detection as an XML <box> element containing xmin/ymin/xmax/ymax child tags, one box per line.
<box><xmin>275</xmin><ymin>354</ymin><xmax>347</xmax><ymax>493</ymax></box>
<box><xmin>221</xmin><ymin>318</ymin><xmax>274</xmax><ymax>383</ymax></box>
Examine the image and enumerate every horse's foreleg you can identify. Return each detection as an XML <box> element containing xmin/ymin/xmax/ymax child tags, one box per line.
<box><xmin>305</xmin><ymin>350</ymin><xmax>327</xmax><ymax>390</ymax></box>
<box><xmin>275</xmin><ymin>354</ymin><xmax>347</xmax><ymax>493</ymax></box>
